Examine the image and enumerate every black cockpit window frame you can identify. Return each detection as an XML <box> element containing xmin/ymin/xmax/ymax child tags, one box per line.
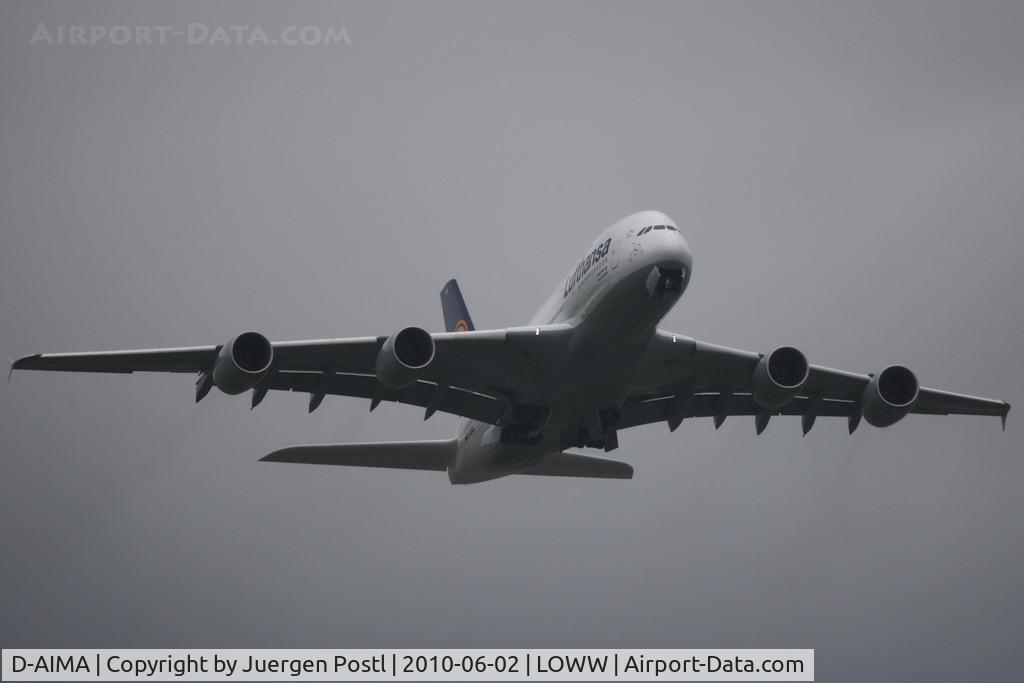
<box><xmin>637</xmin><ymin>224</ymin><xmax>679</xmax><ymax>236</ymax></box>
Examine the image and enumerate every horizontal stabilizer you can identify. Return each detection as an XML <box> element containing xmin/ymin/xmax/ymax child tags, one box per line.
<box><xmin>519</xmin><ymin>451</ymin><xmax>633</xmax><ymax>479</ymax></box>
<box><xmin>261</xmin><ymin>439</ymin><xmax>456</xmax><ymax>472</ymax></box>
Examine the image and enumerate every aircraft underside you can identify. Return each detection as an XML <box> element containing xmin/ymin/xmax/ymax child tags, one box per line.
<box><xmin>11</xmin><ymin>210</ymin><xmax>1010</xmax><ymax>484</ymax></box>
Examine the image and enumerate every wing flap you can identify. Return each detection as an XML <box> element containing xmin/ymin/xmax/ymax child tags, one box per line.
<box><xmin>268</xmin><ymin>371</ymin><xmax>505</xmax><ymax>424</ymax></box>
<box><xmin>620</xmin><ymin>389</ymin><xmax>1009</xmax><ymax>431</ymax></box>
<box><xmin>619</xmin><ymin>393</ymin><xmax>856</xmax><ymax>430</ymax></box>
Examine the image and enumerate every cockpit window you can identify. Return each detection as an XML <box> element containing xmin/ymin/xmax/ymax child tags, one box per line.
<box><xmin>637</xmin><ymin>224</ymin><xmax>680</xmax><ymax>236</ymax></box>
<box><xmin>636</xmin><ymin>224</ymin><xmax>680</xmax><ymax>237</ymax></box>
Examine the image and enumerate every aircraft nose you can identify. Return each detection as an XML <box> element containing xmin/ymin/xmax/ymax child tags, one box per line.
<box><xmin>673</xmin><ymin>228</ymin><xmax>690</xmax><ymax>261</ymax></box>
<box><xmin>656</xmin><ymin>225</ymin><xmax>691</xmax><ymax>267</ymax></box>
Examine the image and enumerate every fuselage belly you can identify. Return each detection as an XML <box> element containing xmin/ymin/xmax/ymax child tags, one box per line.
<box><xmin>449</xmin><ymin>211</ymin><xmax>692</xmax><ymax>484</ymax></box>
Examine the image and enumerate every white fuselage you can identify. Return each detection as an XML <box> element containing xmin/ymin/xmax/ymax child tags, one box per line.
<box><xmin>449</xmin><ymin>210</ymin><xmax>692</xmax><ymax>483</ymax></box>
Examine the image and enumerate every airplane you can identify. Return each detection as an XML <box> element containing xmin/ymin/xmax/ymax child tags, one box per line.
<box><xmin>10</xmin><ymin>210</ymin><xmax>1010</xmax><ymax>484</ymax></box>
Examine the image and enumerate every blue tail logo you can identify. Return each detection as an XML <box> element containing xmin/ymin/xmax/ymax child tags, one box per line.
<box><xmin>440</xmin><ymin>278</ymin><xmax>475</xmax><ymax>333</ymax></box>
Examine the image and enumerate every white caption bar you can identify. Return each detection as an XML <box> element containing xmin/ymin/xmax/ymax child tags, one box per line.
<box><xmin>2</xmin><ymin>649</ymin><xmax>813</xmax><ymax>681</ymax></box>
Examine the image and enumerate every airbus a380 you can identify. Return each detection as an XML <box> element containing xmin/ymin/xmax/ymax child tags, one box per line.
<box><xmin>12</xmin><ymin>211</ymin><xmax>1010</xmax><ymax>484</ymax></box>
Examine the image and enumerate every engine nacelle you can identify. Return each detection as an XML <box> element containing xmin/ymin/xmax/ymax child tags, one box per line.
<box><xmin>375</xmin><ymin>326</ymin><xmax>435</xmax><ymax>389</ymax></box>
<box><xmin>862</xmin><ymin>365</ymin><xmax>919</xmax><ymax>427</ymax></box>
<box><xmin>751</xmin><ymin>346</ymin><xmax>809</xmax><ymax>409</ymax></box>
<box><xmin>212</xmin><ymin>331</ymin><xmax>273</xmax><ymax>394</ymax></box>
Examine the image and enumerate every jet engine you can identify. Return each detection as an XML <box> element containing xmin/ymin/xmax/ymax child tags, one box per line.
<box><xmin>751</xmin><ymin>346</ymin><xmax>809</xmax><ymax>409</ymax></box>
<box><xmin>375</xmin><ymin>326</ymin><xmax>436</xmax><ymax>389</ymax></box>
<box><xmin>212</xmin><ymin>331</ymin><xmax>273</xmax><ymax>394</ymax></box>
<box><xmin>861</xmin><ymin>365</ymin><xmax>919</xmax><ymax>427</ymax></box>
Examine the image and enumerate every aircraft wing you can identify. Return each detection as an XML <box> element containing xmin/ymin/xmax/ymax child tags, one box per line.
<box><xmin>11</xmin><ymin>324</ymin><xmax>574</xmax><ymax>424</ymax></box>
<box><xmin>620</xmin><ymin>330</ymin><xmax>1010</xmax><ymax>433</ymax></box>
<box><xmin>9</xmin><ymin>338</ymin><xmax>382</xmax><ymax>374</ymax></box>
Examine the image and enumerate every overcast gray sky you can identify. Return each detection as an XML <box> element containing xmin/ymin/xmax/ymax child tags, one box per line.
<box><xmin>1</xmin><ymin>1</ymin><xmax>1022</xmax><ymax>679</ymax></box>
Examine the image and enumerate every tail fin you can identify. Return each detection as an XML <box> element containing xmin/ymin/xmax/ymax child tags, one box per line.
<box><xmin>441</xmin><ymin>278</ymin><xmax>475</xmax><ymax>332</ymax></box>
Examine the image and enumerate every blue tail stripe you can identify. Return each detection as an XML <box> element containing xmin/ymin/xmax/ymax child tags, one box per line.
<box><xmin>440</xmin><ymin>278</ymin><xmax>475</xmax><ymax>332</ymax></box>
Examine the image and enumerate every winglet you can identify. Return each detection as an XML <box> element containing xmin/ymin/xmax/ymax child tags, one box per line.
<box><xmin>9</xmin><ymin>354</ymin><xmax>39</xmax><ymax>380</ymax></box>
<box><xmin>1002</xmin><ymin>401</ymin><xmax>1010</xmax><ymax>431</ymax></box>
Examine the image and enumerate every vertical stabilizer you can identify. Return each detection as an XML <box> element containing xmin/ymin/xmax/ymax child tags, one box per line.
<box><xmin>440</xmin><ymin>278</ymin><xmax>476</xmax><ymax>332</ymax></box>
